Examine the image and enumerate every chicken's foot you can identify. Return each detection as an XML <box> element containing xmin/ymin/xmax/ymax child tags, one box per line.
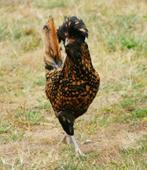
<box><xmin>70</xmin><ymin>135</ymin><xmax>84</xmax><ymax>156</ymax></box>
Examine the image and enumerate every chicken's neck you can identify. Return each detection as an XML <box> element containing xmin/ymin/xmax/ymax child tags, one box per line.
<box><xmin>62</xmin><ymin>42</ymin><xmax>94</xmax><ymax>79</ymax></box>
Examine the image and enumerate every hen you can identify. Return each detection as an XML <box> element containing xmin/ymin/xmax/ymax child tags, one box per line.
<box><xmin>43</xmin><ymin>16</ymin><xmax>100</xmax><ymax>155</ymax></box>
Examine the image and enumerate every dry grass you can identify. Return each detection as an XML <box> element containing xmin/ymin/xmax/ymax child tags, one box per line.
<box><xmin>0</xmin><ymin>0</ymin><xmax>147</xmax><ymax>169</ymax></box>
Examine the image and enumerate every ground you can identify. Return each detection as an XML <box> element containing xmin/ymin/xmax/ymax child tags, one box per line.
<box><xmin>0</xmin><ymin>0</ymin><xmax>147</xmax><ymax>169</ymax></box>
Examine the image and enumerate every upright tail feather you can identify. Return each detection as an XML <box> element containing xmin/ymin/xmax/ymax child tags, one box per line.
<box><xmin>43</xmin><ymin>17</ymin><xmax>62</xmax><ymax>71</ymax></box>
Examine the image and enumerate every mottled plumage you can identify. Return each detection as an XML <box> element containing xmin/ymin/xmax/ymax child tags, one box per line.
<box><xmin>43</xmin><ymin>16</ymin><xmax>100</xmax><ymax>154</ymax></box>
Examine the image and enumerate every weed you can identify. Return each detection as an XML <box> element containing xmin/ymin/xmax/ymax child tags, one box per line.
<box><xmin>0</xmin><ymin>123</ymin><xmax>10</xmax><ymax>134</ymax></box>
<box><xmin>15</xmin><ymin>110</ymin><xmax>44</xmax><ymax>125</ymax></box>
<box><xmin>132</xmin><ymin>109</ymin><xmax>147</xmax><ymax>119</ymax></box>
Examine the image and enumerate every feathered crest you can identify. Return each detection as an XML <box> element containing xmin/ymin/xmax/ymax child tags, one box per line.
<box><xmin>57</xmin><ymin>16</ymin><xmax>88</xmax><ymax>42</ymax></box>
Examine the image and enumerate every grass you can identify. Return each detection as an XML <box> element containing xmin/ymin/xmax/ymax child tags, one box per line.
<box><xmin>0</xmin><ymin>0</ymin><xmax>147</xmax><ymax>169</ymax></box>
<box><xmin>15</xmin><ymin>110</ymin><xmax>44</xmax><ymax>125</ymax></box>
<box><xmin>0</xmin><ymin>123</ymin><xmax>10</xmax><ymax>134</ymax></box>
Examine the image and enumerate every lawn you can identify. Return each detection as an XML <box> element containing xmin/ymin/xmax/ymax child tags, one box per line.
<box><xmin>0</xmin><ymin>0</ymin><xmax>147</xmax><ymax>169</ymax></box>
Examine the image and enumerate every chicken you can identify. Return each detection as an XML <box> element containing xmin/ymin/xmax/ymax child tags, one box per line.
<box><xmin>43</xmin><ymin>16</ymin><xmax>100</xmax><ymax>155</ymax></box>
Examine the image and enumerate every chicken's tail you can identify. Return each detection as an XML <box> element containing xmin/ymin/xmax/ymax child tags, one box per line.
<box><xmin>43</xmin><ymin>17</ymin><xmax>62</xmax><ymax>71</ymax></box>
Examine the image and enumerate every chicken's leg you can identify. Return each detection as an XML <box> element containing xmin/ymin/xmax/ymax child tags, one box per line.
<box><xmin>58</xmin><ymin>133</ymin><xmax>72</xmax><ymax>145</ymax></box>
<box><xmin>58</xmin><ymin>134</ymin><xmax>84</xmax><ymax>155</ymax></box>
<box><xmin>70</xmin><ymin>135</ymin><xmax>84</xmax><ymax>156</ymax></box>
<box><xmin>63</xmin><ymin>133</ymin><xmax>73</xmax><ymax>144</ymax></box>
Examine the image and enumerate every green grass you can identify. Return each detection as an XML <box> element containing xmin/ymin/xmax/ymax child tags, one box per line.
<box><xmin>14</xmin><ymin>110</ymin><xmax>44</xmax><ymax>126</ymax></box>
<box><xmin>132</xmin><ymin>109</ymin><xmax>147</xmax><ymax>119</ymax></box>
<box><xmin>0</xmin><ymin>123</ymin><xmax>10</xmax><ymax>134</ymax></box>
<box><xmin>33</xmin><ymin>0</ymin><xmax>70</xmax><ymax>9</ymax></box>
<box><xmin>0</xmin><ymin>22</ymin><xmax>9</xmax><ymax>41</ymax></box>
<box><xmin>34</xmin><ymin>76</ymin><xmax>45</xmax><ymax>86</ymax></box>
<box><xmin>0</xmin><ymin>0</ymin><xmax>147</xmax><ymax>169</ymax></box>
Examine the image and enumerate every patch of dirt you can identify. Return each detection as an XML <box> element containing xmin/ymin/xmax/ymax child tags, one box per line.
<box><xmin>0</xmin><ymin>122</ymin><xmax>146</xmax><ymax>166</ymax></box>
<box><xmin>0</xmin><ymin>126</ymin><xmax>62</xmax><ymax>168</ymax></box>
<box><xmin>24</xmin><ymin>126</ymin><xmax>62</xmax><ymax>143</ymax></box>
<box><xmin>81</xmin><ymin>122</ymin><xmax>147</xmax><ymax>163</ymax></box>
<box><xmin>0</xmin><ymin>126</ymin><xmax>62</xmax><ymax>155</ymax></box>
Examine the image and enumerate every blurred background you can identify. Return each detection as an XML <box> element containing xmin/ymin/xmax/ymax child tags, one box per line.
<box><xmin>0</xmin><ymin>0</ymin><xmax>147</xmax><ymax>169</ymax></box>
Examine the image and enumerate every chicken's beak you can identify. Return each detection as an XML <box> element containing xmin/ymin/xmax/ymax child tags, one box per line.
<box><xmin>65</xmin><ymin>38</ymin><xmax>69</xmax><ymax>46</ymax></box>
